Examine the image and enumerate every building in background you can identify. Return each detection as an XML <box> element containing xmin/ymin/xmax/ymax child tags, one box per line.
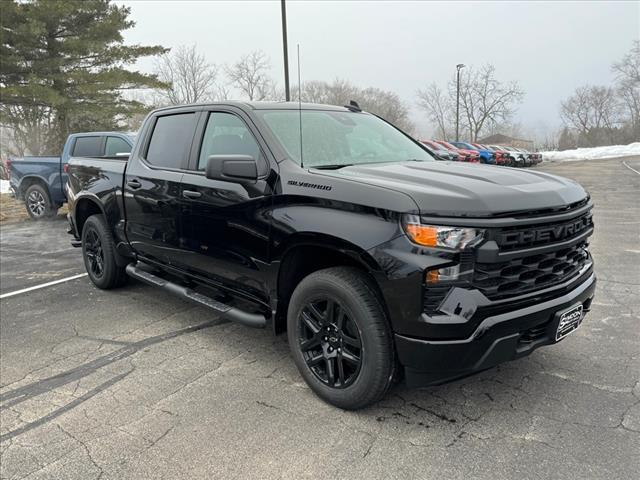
<box><xmin>478</xmin><ymin>134</ymin><xmax>534</xmax><ymax>150</ymax></box>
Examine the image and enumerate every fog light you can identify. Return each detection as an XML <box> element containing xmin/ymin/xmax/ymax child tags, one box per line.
<box><xmin>425</xmin><ymin>264</ymin><xmax>460</xmax><ymax>284</ymax></box>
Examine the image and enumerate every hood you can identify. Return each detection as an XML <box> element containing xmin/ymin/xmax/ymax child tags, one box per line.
<box><xmin>313</xmin><ymin>161</ymin><xmax>587</xmax><ymax>217</ymax></box>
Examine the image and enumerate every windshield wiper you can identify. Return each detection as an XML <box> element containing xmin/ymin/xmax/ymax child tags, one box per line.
<box><xmin>312</xmin><ymin>164</ymin><xmax>353</xmax><ymax>170</ymax></box>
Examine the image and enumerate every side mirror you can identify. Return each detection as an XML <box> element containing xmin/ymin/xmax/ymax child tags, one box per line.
<box><xmin>205</xmin><ymin>154</ymin><xmax>258</xmax><ymax>182</ymax></box>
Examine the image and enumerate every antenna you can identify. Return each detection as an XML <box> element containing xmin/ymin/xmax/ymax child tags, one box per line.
<box><xmin>297</xmin><ymin>44</ymin><xmax>304</xmax><ymax>168</ymax></box>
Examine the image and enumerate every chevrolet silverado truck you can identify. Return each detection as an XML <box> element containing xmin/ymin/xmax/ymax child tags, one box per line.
<box><xmin>8</xmin><ymin>132</ymin><xmax>134</xmax><ymax>219</ymax></box>
<box><xmin>66</xmin><ymin>102</ymin><xmax>596</xmax><ymax>410</ymax></box>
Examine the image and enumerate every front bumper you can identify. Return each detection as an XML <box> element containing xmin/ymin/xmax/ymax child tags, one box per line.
<box><xmin>396</xmin><ymin>272</ymin><xmax>596</xmax><ymax>387</ymax></box>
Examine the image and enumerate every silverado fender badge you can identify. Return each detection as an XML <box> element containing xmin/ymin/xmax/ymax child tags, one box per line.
<box><xmin>287</xmin><ymin>180</ymin><xmax>332</xmax><ymax>191</ymax></box>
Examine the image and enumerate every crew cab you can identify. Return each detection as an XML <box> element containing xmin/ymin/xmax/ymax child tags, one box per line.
<box><xmin>66</xmin><ymin>102</ymin><xmax>596</xmax><ymax>410</ymax></box>
<box><xmin>8</xmin><ymin>132</ymin><xmax>134</xmax><ymax>219</ymax></box>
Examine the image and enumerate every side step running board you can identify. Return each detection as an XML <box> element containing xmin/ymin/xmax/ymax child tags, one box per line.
<box><xmin>125</xmin><ymin>264</ymin><xmax>266</xmax><ymax>329</ymax></box>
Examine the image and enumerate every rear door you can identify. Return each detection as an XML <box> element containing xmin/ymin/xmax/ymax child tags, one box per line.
<box><xmin>176</xmin><ymin>108</ymin><xmax>275</xmax><ymax>302</ymax></box>
<box><xmin>123</xmin><ymin>110</ymin><xmax>199</xmax><ymax>265</ymax></box>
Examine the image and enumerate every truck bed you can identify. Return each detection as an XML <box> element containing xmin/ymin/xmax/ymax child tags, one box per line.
<box><xmin>67</xmin><ymin>156</ymin><xmax>128</xmax><ymax>232</ymax></box>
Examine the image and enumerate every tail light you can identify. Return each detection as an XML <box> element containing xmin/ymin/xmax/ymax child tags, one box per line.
<box><xmin>5</xmin><ymin>159</ymin><xmax>11</xmax><ymax>179</ymax></box>
<box><xmin>63</xmin><ymin>163</ymin><xmax>69</xmax><ymax>173</ymax></box>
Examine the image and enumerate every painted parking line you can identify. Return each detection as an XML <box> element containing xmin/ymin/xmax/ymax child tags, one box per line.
<box><xmin>0</xmin><ymin>273</ymin><xmax>88</xmax><ymax>300</ymax></box>
<box><xmin>622</xmin><ymin>160</ymin><xmax>640</xmax><ymax>175</ymax></box>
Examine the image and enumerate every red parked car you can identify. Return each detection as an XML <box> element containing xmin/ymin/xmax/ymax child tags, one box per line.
<box><xmin>420</xmin><ymin>140</ymin><xmax>461</xmax><ymax>161</ymax></box>
<box><xmin>435</xmin><ymin>140</ymin><xmax>480</xmax><ymax>163</ymax></box>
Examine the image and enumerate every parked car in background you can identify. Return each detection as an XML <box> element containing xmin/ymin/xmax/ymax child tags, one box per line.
<box><xmin>495</xmin><ymin>146</ymin><xmax>526</xmax><ymax>167</ymax></box>
<box><xmin>8</xmin><ymin>132</ymin><xmax>134</xmax><ymax>219</ymax></box>
<box><xmin>521</xmin><ymin>149</ymin><xmax>541</xmax><ymax>165</ymax></box>
<box><xmin>473</xmin><ymin>143</ymin><xmax>510</xmax><ymax>166</ymax></box>
<box><xmin>451</xmin><ymin>142</ymin><xmax>496</xmax><ymax>165</ymax></box>
<box><xmin>513</xmin><ymin>147</ymin><xmax>533</xmax><ymax>167</ymax></box>
<box><xmin>420</xmin><ymin>140</ymin><xmax>459</xmax><ymax>161</ymax></box>
<box><xmin>434</xmin><ymin>140</ymin><xmax>480</xmax><ymax>162</ymax></box>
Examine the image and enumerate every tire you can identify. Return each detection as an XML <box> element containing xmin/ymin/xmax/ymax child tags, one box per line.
<box><xmin>24</xmin><ymin>184</ymin><xmax>57</xmax><ymax>219</ymax></box>
<box><xmin>287</xmin><ymin>267</ymin><xmax>395</xmax><ymax>410</ymax></box>
<box><xmin>81</xmin><ymin>214</ymin><xmax>127</xmax><ymax>289</ymax></box>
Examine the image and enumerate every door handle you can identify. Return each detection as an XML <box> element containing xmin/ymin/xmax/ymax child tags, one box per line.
<box><xmin>127</xmin><ymin>179</ymin><xmax>142</xmax><ymax>189</ymax></box>
<box><xmin>182</xmin><ymin>190</ymin><xmax>202</xmax><ymax>199</ymax></box>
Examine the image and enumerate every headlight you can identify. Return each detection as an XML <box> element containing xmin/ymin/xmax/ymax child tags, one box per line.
<box><xmin>402</xmin><ymin>215</ymin><xmax>483</xmax><ymax>250</ymax></box>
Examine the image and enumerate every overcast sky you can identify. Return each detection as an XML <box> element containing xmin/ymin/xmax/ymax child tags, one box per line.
<box><xmin>119</xmin><ymin>0</ymin><xmax>639</xmax><ymax>139</ymax></box>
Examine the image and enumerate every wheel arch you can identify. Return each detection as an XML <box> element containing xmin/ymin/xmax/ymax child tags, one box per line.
<box><xmin>74</xmin><ymin>194</ymin><xmax>107</xmax><ymax>237</ymax></box>
<box><xmin>19</xmin><ymin>175</ymin><xmax>51</xmax><ymax>200</ymax></box>
<box><xmin>272</xmin><ymin>233</ymin><xmax>390</xmax><ymax>334</ymax></box>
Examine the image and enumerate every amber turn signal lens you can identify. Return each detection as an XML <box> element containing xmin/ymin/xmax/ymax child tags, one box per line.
<box><xmin>425</xmin><ymin>270</ymin><xmax>439</xmax><ymax>284</ymax></box>
<box><xmin>404</xmin><ymin>224</ymin><xmax>438</xmax><ymax>247</ymax></box>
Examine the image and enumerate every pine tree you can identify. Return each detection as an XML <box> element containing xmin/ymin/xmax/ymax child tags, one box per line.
<box><xmin>1</xmin><ymin>0</ymin><xmax>167</xmax><ymax>153</ymax></box>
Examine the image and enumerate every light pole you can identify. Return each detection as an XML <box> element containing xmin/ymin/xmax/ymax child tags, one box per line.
<box><xmin>281</xmin><ymin>0</ymin><xmax>290</xmax><ymax>101</ymax></box>
<box><xmin>455</xmin><ymin>63</ymin><xmax>465</xmax><ymax>141</ymax></box>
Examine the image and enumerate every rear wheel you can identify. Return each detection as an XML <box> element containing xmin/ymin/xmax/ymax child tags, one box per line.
<box><xmin>82</xmin><ymin>214</ymin><xmax>127</xmax><ymax>289</ymax></box>
<box><xmin>287</xmin><ymin>267</ymin><xmax>395</xmax><ymax>410</ymax></box>
<box><xmin>24</xmin><ymin>184</ymin><xmax>57</xmax><ymax>219</ymax></box>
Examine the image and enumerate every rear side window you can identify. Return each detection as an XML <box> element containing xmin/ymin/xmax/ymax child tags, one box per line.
<box><xmin>72</xmin><ymin>136</ymin><xmax>103</xmax><ymax>157</ymax></box>
<box><xmin>105</xmin><ymin>136</ymin><xmax>131</xmax><ymax>156</ymax></box>
<box><xmin>146</xmin><ymin>113</ymin><xmax>197</xmax><ymax>169</ymax></box>
<box><xmin>198</xmin><ymin>112</ymin><xmax>262</xmax><ymax>170</ymax></box>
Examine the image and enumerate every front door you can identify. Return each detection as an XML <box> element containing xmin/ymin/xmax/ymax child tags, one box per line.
<box><xmin>178</xmin><ymin>109</ymin><xmax>275</xmax><ymax>303</ymax></box>
<box><xmin>123</xmin><ymin>110</ymin><xmax>198</xmax><ymax>265</ymax></box>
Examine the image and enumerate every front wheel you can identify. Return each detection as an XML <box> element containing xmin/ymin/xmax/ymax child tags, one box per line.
<box><xmin>81</xmin><ymin>214</ymin><xmax>127</xmax><ymax>289</ymax></box>
<box><xmin>287</xmin><ymin>267</ymin><xmax>395</xmax><ymax>410</ymax></box>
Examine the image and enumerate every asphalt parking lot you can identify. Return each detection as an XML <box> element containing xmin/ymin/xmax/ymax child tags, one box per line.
<box><xmin>1</xmin><ymin>157</ymin><xmax>639</xmax><ymax>479</ymax></box>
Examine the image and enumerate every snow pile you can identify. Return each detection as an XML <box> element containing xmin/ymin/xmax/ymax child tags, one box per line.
<box><xmin>541</xmin><ymin>143</ymin><xmax>640</xmax><ymax>162</ymax></box>
<box><xmin>0</xmin><ymin>179</ymin><xmax>10</xmax><ymax>194</ymax></box>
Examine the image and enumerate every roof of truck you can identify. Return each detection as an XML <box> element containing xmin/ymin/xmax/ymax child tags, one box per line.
<box><xmin>152</xmin><ymin>101</ymin><xmax>355</xmax><ymax>114</ymax></box>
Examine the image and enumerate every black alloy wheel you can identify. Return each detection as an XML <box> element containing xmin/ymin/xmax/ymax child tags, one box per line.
<box><xmin>298</xmin><ymin>297</ymin><xmax>363</xmax><ymax>388</ymax></box>
<box><xmin>81</xmin><ymin>214</ymin><xmax>127</xmax><ymax>289</ymax></box>
<box><xmin>84</xmin><ymin>227</ymin><xmax>105</xmax><ymax>279</ymax></box>
<box><xmin>287</xmin><ymin>267</ymin><xmax>395</xmax><ymax>410</ymax></box>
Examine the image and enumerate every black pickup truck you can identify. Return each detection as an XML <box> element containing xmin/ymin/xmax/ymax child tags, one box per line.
<box><xmin>66</xmin><ymin>102</ymin><xmax>595</xmax><ymax>409</ymax></box>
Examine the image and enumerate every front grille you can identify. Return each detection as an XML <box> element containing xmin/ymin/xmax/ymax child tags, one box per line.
<box><xmin>421</xmin><ymin>205</ymin><xmax>594</xmax><ymax>315</ymax></box>
<box><xmin>473</xmin><ymin>242</ymin><xmax>590</xmax><ymax>299</ymax></box>
<box><xmin>496</xmin><ymin>211</ymin><xmax>593</xmax><ymax>251</ymax></box>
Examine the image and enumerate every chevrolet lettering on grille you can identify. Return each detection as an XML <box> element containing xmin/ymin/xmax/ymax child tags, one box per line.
<box><xmin>499</xmin><ymin>216</ymin><xmax>591</xmax><ymax>247</ymax></box>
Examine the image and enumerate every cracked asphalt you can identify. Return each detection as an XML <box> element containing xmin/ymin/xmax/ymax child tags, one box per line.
<box><xmin>1</xmin><ymin>157</ymin><xmax>639</xmax><ymax>479</ymax></box>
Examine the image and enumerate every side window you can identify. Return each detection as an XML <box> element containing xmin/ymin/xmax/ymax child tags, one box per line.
<box><xmin>105</xmin><ymin>136</ymin><xmax>132</xmax><ymax>156</ymax></box>
<box><xmin>72</xmin><ymin>136</ymin><xmax>103</xmax><ymax>157</ymax></box>
<box><xmin>198</xmin><ymin>112</ymin><xmax>262</xmax><ymax>171</ymax></box>
<box><xmin>146</xmin><ymin>113</ymin><xmax>197</xmax><ymax>169</ymax></box>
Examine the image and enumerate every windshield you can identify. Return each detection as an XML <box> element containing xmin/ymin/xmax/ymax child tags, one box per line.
<box><xmin>256</xmin><ymin>110</ymin><xmax>434</xmax><ymax>167</ymax></box>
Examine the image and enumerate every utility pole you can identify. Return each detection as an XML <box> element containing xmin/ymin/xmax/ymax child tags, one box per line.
<box><xmin>455</xmin><ymin>63</ymin><xmax>465</xmax><ymax>141</ymax></box>
<box><xmin>281</xmin><ymin>0</ymin><xmax>290</xmax><ymax>101</ymax></box>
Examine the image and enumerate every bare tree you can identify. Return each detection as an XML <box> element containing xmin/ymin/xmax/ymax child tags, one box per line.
<box><xmin>457</xmin><ymin>65</ymin><xmax>525</xmax><ymax>141</ymax></box>
<box><xmin>417</xmin><ymin>64</ymin><xmax>524</xmax><ymax>141</ymax></box>
<box><xmin>416</xmin><ymin>83</ymin><xmax>453</xmax><ymax>139</ymax></box>
<box><xmin>612</xmin><ymin>40</ymin><xmax>640</xmax><ymax>140</ymax></box>
<box><xmin>154</xmin><ymin>45</ymin><xmax>219</xmax><ymax>105</ymax></box>
<box><xmin>293</xmin><ymin>79</ymin><xmax>414</xmax><ymax>132</ymax></box>
<box><xmin>561</xmin><ymin>85</ymin><xmax>620</xmax><ymax>146</ymax></box>
<box><xmin>0</xmin><ymin>105</ymin><xmax>55</xmax><ymax>156</ymax></box>
<box><xmin>225</xmin><ymin>50</ymin><xmax>276</xmax><ymax>101</ymax></box>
